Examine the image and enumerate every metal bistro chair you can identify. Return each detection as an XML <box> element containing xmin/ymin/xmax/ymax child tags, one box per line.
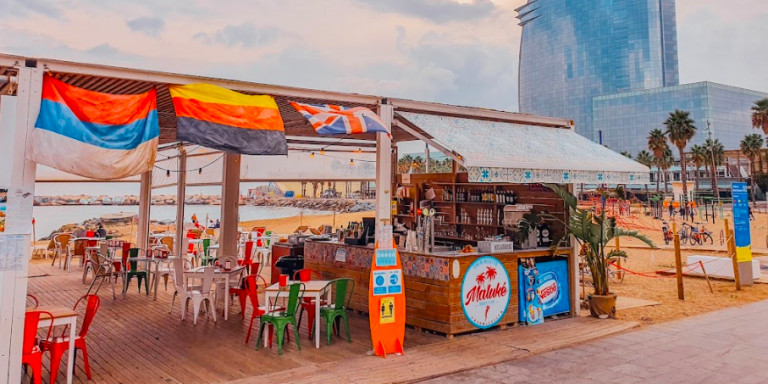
<box><xmin>50</xmin><ymin>233</ymin><xmax>72</xmax><ymax>269</ymax></box>
<box><xmin>186</xmin><ymin>266</ymin><xmax>217</xmax><ymax>325</ymax></box>
<box><xmin>22</xmin><ymin>310</ymin><xmax>53</xmax><ymax>384</ymax></box>
<box><xmin>313</xmin><ymin>278</ymin><xmax>355</xmax><ymax>345</ymax></box>
<box><xmin>256</xmin><ymin>282</ymin><xmax>305</xmax><ymax>355</ymax></box>
<box><xmin>85</xmin><ymin>242</ymin><xmax>120</xmax><ymax>300</ymax></box>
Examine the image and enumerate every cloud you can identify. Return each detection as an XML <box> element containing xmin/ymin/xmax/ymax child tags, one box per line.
<box><xmin>194</xmin><ymin>23</ymin><xmax>283</xmax><ymax>48</ymax></box>
<box><xmin>354</xmin><ymin>0</ymin><xmax>495</xmax><ymax>23</ymax></box>
<box><xmin>0</xmin><ymin>0</ymin><xmax>62</xmax><ymax>19</ymax></box>
<box><xmin>126</xmin><ymin>17</ymin><xmax>165</xmax><ymax>37</ymax></box>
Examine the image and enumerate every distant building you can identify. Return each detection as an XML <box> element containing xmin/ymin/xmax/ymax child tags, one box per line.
<box><xmin>516</xmin><ymin>0</ymin><xmax>766</xmax><ymax>154</ymax></box>
<box><xmin>594</xmin><ymin>82</ymin><xmax>768</xmax><ymax>156</ymax></box>
<box><xmin>517</xmin><ymin>0</ymin><xmax>679</xmax><ymax>140</ymax></box>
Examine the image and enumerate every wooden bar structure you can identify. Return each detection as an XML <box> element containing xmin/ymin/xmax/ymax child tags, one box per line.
<box><xmin>305</xmin><ymin>241</ymin><xmax>573</xmax><ymax>337</ymax></box>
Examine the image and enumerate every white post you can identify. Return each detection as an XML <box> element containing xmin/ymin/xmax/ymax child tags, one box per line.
<box><xmin>219</xmin><ymin>153</ymin><xmax>241</xmax><ymax>258</ymax></box>
<box><xmin>137</xmin><ymin>170</ymin><xmax>152</xmax><ymax>251</ymax></box>
<box><xmin>571</xmin><ymin>183</ymin><xmax>580</xmax><ymax>316</ymax></box>
<box><xmin>375</xmin><ymin>101</ymin><xmax>393</xmax><ymax>244</ymax></box>
<box><xmin>174</xmin><ymin>146</ymin><xmax>187</xmax><ymax>259</ymax></box>
<box><xmin>0</xmin><ymin>66</ymin><xmax>42</xmax><ymax>384</ymax></box>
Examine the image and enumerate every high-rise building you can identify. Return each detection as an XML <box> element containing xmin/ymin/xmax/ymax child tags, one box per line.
<box><xmin>516</xmin><ymin>0</ymin><xmax>680</xmax><ymax>140</ymax></box>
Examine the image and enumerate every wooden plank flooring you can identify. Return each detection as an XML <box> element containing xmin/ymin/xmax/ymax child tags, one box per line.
<box><xmin>23</xmin><ymin>261</ymin><xmax>442</xmax><ymax>383</ymax></box>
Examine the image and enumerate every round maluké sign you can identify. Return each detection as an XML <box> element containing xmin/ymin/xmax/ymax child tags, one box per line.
<box><xmin>461</xmin><ymin>256</ymin><xmax>511</xmax><ymax>329</ymax></box>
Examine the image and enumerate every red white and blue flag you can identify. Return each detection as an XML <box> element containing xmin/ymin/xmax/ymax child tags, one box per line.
<box><xmin>28</xmin><ymin>75</ymin><xmax>159</xmax><ymax>179</ymax></box>
<box><xmin>290</xmin><ymin>102</ymin><xmax>389</xmax><ymax>135</ymax></box>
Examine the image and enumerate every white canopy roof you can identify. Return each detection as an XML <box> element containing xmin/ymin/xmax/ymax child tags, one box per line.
<box><xmin>396</xmin><ymin>112</ymin><xmax>650</xmax><ymax>184</ymax></box>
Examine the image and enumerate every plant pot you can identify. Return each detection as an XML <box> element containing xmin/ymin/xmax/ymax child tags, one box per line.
<box><xmin>588</xmin><ymin>293</ymin><xmax>617</xmax><ymax>319</ymax></box>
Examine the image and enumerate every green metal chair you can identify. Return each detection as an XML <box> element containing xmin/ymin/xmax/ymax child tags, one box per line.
<box><xmin>312</xmin><ymin>278</ymin><xmax>355</xmax><ymax>345</ymax></box>
<box><xmin>125</xmin><ymin>248</ymin><xmax>150</xmax><ymax>294</ymax></box>
<box><xmin>200</xmin><ymin>239</ymin><xmax>215</xmax><ymax>266</ymax></box>
<box><xmin>256</xmin><ymin>282</ymin><xmax>304</xmax><ymax>355</ymax></box>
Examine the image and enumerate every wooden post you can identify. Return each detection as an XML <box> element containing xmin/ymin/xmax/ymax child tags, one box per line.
<box><xmin>220</xmin><ymin>153</ymin><xmax>241</xmax><ymax>258</ymax></box>
<box><xmin>699</xmin><ymin>260</ymin><xmax>714</xmax><ymax>293</ymax></box>
<box><xmin>0</xmin><ymin>66</ymin><xmax>43</xmax><ymax>384</ymax></box>
<box><xmin>175</xmin><ymin>146</ymin><xmax>187</xmax><ymax>260</ymax></box>
<box><xmin>724</xmin><ymin>218</ymin><xmax>741</xmax><ymax>290</ymax></box>
<box><xmin>137</xmin><ymin>170</ymin><xmax>152</xmax><ymax>251</ymax></box>
<box><xmin>673</xmin><ymin>222</ymin><xmax>684</xmax><ymax>300</ymax></box>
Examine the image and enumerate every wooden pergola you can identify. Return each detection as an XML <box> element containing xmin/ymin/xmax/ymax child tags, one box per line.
<box><xmin>0</xmin><ymin>53</ymin><xmax>573</xmax><ymax>382</ymax></box>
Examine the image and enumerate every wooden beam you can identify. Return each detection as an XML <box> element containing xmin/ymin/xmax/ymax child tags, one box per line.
<box><xmin>137</xmin><ymin>171</ymin><xmax>152</xmax><ymax>251</ymax></box>
<box><xmin>375</xmin><ymin>102</ymin><xmax>393</xmax><ymax>234</ymax></box>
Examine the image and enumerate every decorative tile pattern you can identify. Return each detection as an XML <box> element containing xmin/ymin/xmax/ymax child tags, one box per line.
<box><xmin>305</xmin><ymin>242</ymin><xmax>450</xmax><ymax>281</ymax></box>
<box><xmin>398</xmin><ymin>112</ymin><xmax>650</xmax><ymax>185</ymax></box>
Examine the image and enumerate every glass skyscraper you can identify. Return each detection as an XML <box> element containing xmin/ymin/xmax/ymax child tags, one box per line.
<box><xmin>594</xmin><ymin>82</ymin><xmax>768</xmax><ymax>157</ymax></box>
<box><xmin>516</xmin><ymin>0</ymin><xmax>680</xmax><ymax>139</ymax></box>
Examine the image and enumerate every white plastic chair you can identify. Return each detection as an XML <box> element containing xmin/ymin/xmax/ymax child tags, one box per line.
<box><xmin>187</xmin><ymin>266</ymin><xmax>217</xmax><ymax>325</ymax></box>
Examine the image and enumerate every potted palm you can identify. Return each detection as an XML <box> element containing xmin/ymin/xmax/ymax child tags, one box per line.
<box><xmin>514</xmin><ymin>209</ymin><xmax>541</xmax><ymax>249</ymax></box>
<box><xmin>545</xmin><ymin>184</ymin><xmax>655</xmax><ymax>318</ymax></box>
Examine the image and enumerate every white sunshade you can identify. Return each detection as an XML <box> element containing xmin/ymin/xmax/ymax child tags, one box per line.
<box><xmin>397</xmin><ymin>112</ymin><xmax>650</xmax><ymax>184</ymax></box>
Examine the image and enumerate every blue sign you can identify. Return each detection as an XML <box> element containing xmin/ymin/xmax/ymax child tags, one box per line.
<box><xmin>372</xmin><ymin>270</ymin><xmax>402</xmax><ymax>296</ymax></box>
<box><xmin>732</xmin><ymin>182</ymin><xmax>752</xmax><ymax>262</ymax></box>
<box><xmin>519</xmin><ymin>259</ymin><xmax>571</xmax><ymax>322</ymax></box>
<box><xmin>375</xmin><ymin>249</ymin><xmax>397</xmax><ymax>267</ymax></box>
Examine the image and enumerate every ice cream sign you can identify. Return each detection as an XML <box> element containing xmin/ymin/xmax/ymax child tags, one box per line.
<box><xmin>537</xmin><ymin>271</ymin><xmax>561</xmax><ymax>310</ymax></box>
<box><xmin>461</xmin><ymin>256</ymin><xmax>511</xmax><ymax>329</ymax></box>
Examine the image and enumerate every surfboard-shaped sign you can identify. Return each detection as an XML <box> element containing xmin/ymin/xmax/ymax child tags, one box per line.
<box><xmin>369</xmin><ymin>242</ymin><xmax>405</xmax><ymax>357</ymax></box>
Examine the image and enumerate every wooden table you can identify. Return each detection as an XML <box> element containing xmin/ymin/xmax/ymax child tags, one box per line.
<box><xmin>183</xmin><ymin>266</ymin><xmax>244</xmax><ymax>320</ymax></box>
<box><xmin>264</xmin><ymin>280</ymin><xmax>331</xmax><ymax>349</ymax></box>
<box><xmin>32</xmin><ymin>306</ymin><xmax>78</xmax><ymax>384</ymax></box>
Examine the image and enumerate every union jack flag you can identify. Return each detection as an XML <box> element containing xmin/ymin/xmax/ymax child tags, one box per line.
<box><xmin>290</xmin><ymin>102</ymin><xmax>390</xmax><ymax>135</ymax></box>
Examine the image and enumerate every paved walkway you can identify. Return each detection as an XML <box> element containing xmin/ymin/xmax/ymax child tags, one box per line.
<box><xmin>423</xmin><ymin>300</ymin><xmax>768</xmax><ymax>384</ymax></box>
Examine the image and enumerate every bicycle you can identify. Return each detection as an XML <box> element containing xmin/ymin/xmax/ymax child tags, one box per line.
<box><xmin>678</xmin><ymin>223</ymin><xmax>690</xmax><ymax>245</ymax></box>
<box><xmin>661</xmin><ymin>220</ymin><xmax>673</xmax><ymax>245</ymax></box>
<box><xmin>684</xmin><ymin>222</ymin><xmax>714</xmax><ymax>246</ymax></box>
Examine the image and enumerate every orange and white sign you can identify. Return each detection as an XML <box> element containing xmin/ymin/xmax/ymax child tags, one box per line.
<box><xmin>369</xmin><ymin>244</ymin><xmax>405</xmax><ymax>357</ymax></box>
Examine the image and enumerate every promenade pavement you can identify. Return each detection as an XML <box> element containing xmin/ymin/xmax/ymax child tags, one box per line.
<box><xmin>422</xmin><ymin>300</ymin><xmax>768</xmax><ymax>384</ymax></box>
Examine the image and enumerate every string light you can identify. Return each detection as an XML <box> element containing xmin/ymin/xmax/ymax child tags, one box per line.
<box><xmin>349</xmin><ymin>158</ymin><xmax>354</xmax><ymax>166</ymax></box>
<box><xmin>198</xmin><ymin>168</ymin><xmax>202</xmax><ymax>175</ymax></box>
<box><xmin>320</xmin><ymin>149</ymin><xmax>325</xmax><ymax>155</ymax></box>
<box><xmin>310</xmin><ymin>152</ymin><xmax>315</xmax><ymax>158</ymax></box>
<box><xmin>355</xmin><ymin>148</ymin><xmax>362</xmax><ymax>153</ymax></box>
<box><xmin>166</xmin><ymin>169</ymin><xmax>171</xmax><ymax>177</ymax></box>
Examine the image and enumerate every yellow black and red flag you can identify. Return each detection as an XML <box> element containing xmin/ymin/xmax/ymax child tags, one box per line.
<box><xmin>169</xmin><ymin>83</ymin><xmax>286</xmax><ymax>155</ymax></box>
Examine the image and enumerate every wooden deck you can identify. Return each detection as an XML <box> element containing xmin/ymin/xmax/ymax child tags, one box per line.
<box><xmin>24</xmin><ymin>261</ymin><xmax>442</xmax><ymax>383</ymax></box>
<box><xmin>24</xmin><ymin>260</ymin><xmax>638</xmax><ymax>383</ymax></box>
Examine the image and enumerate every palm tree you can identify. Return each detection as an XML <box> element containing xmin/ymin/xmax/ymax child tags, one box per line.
<box><xmin>620</xmin><ymin>151</ymin><xmax>633</xmax><ymax>159</ymax></box>
<box><xmin>659</xmin><ymin>147</ymin><xmax>674</xmax><ymax>194</ymax></box>
<box><xmin>752</xmin><ymin>98</ymin><xmax>768</xmax><ymax>134</ymax></box>
<box><xmin>636</xmin><ymin>150</ymin><xmax>654</xmax><ymax>198</ymax></box>
<box><xmin>752</xmin><ymin>99</ymin><xmax>768</xmax><ymax>174</ymax></box>
<box><xmin>689</xmin><ymin>144</ymin><xmax>707</xmax><ymax>192</ymax></box>
<box><xmin>648</xmin><ymin>129</ymin><xmax>667</xmax><ymax>193</ymax></box>
<box><xmin>741</xmin><ymin>134</ymin><xmax>764</xmax><ymax>202</ymax></box>
<box><xmin>704</xmin><ymin>138</ymin><xmax>725</xmax><ymax>199</ymax></box>
<box><xmin>664</xmin><ymin>110</ymin><xmax>697</xmax><ymax>203</ymax></box>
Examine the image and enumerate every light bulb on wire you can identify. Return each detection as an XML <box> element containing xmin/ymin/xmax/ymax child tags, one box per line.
<box><xmin>310</xmin><ymin>152</ymin><xmax>315</xmax><ymax>158</ymax></box>
<box><xmin>198</xmin><ymin>168</ymin><xmax>202</xmax><ymax>175</ymax></box>
<box><xmin>320</xmin><ymin>149</ymin><xmax>325</xmax><ymax>155</ymax></box>
<box><xmin>349</xmin><ymin>159</ymin><xmax>354</xmax><ymax>166</ymax></box>
<box><xmin>166</xmin><ymin>169</ymin><xmax>171</xmax><ymax>177</ymax></box>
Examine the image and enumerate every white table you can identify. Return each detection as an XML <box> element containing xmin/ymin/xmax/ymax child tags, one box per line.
<box><xmin>183</xmin><ymin>266</ymin><xmax>244</xmax><ymax>320</ymax></box>
<box><xmin>34</xmin><ymin>306</ymin><xmax>77</xmax><ymax>384</ymax></box>
<box><xmin>264</xmin><ymin>280</ymin><xmax>331</xmax><ymax>349</ymax></box>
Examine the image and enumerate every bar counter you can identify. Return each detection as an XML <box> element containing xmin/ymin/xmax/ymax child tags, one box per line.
<box><xmin>304</xmin><ymin>240</ymin><xmax>574</xmax><ymax>337</ymax></box>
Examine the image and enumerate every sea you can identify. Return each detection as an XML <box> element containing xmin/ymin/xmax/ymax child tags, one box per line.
<box><xmin>31</xmin><ymin>182</ymin><xmax>337</xmax><ymax>239</ymax></box>
<box><xmin>32</xmin><ymin>204</ymin><xmax>331</xmax><ymax>240</ymax></box>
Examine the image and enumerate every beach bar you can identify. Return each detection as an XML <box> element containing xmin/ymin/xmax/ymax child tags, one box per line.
<box><xmin>0</xmin><ymin>53</ymin><xmax>649</xmax><ymax>381</ymax></box>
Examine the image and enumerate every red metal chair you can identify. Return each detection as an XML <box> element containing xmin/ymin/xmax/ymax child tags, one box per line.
<box><xmin>239</xmin><ymin>241</ymin><xmax>254</xmax><ymax>274</ymax></box>
<box><xmin>22</xmin><ymin>310</ymin><xmax>53</xmax><ymax>384</ymax></box>
<box><xmin>41</xmin><ymin>295</ymin><xmax>101</xmax><ymax>383</ymax></box>
<box><xmin>244</xmin><ymin>274</ymin><xmax>268</xmax><ymax>344</ymax></box>
<box><xmin>293</xmin><ymin>269</ymin><xmax>327</xmax><ymax>340</ymax></box>
<box><xmin>26</xmin><ymin>294</ymin><xmax>39</xmax><ymax>309</ymax></box>
<box><xmin>230</xmin><ymin>262</ymin><xmax>261</xmax><ymax>318</ymax></box>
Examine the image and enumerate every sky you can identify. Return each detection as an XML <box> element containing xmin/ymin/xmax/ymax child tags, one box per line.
<box><xmin>5</xmin><ymin>0</ymin><xmax>768</xmax><ymax>196</ymax></box>
<box><xmin>3</xmin><ymin>0</ymin><xmax>766</xmax><ymax>114</ymax></box>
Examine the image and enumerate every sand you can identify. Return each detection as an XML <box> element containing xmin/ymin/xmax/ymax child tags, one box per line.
<box><xmin>597</xmin><ymin>208</ymin><xmax>768</xmax><ymax>326</ymax></box>
<box><xmin>38</xmin><ymin>203</ymin><xmax>768</xmax><ymax>327</ymax></box>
